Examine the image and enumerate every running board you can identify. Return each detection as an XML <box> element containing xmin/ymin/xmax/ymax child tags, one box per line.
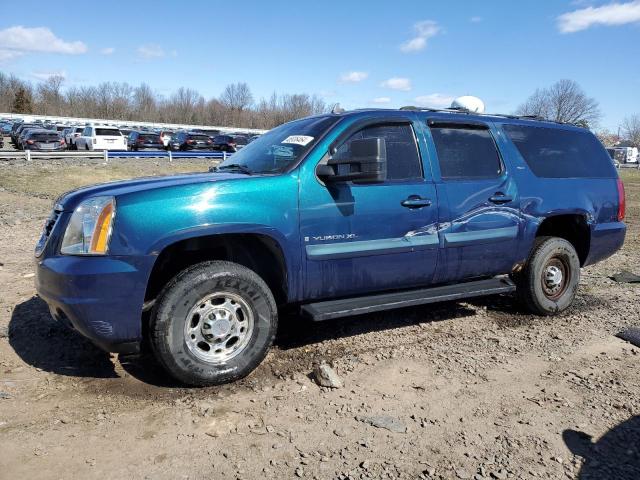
<box><xmin>301</xmin><ymin>277</ymin><xmax>516</xmax><ymax>322</ymax></box>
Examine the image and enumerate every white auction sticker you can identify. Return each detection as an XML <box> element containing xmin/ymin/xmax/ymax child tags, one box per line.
<box><xmin>282</xmin><ymin>135</ymin><xmax>314</xmax><ymax>146</ymax></box>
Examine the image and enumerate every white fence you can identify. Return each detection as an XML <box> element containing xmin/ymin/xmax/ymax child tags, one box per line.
<box><xmin>0</xmin><ymin>150</ymin><xmax>231</xmax><ymax>162</ymax></box>
<box><xmin>0</xmin><ymin>112</ymin><xmax>266</xmax><ymax>135</ymax></box>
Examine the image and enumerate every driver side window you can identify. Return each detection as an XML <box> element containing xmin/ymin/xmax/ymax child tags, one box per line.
<box><xmin>333</xmin><ymin>123</ymin><xmax>423</xmax><ymax>181</ymax></box>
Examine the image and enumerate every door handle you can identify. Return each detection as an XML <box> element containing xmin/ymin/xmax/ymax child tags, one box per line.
<box><xmin>401</xmin><ymin>195</ymin><xmax>432</xmax><ymax>209</ymax></box>
<box><xmin>489</xmin><ymin>193</ymin><xmax>513</xmax><ymax>204</ymax></box>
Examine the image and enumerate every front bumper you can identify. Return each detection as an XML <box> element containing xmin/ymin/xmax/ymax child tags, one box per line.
<box><xmin>35</xmin><ymin>254</ymin><xmax>156</xmax><ymax>353</ymax></box>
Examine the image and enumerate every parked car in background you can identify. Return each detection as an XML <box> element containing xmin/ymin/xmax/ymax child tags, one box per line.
<box><xmin>211</xmin><ymin>134</ymin><xmax>239</xmax><ymax>152</ymax></box>
<box><xmin>613</xmin><ymin>146</ymin><xmax>639</xmax><ymax>164</ymax></box>
<box><xmin>17</xmin><ymin>127</ymin><xmax>41</xmax><ymax>149</ymax></box>
<box><xmin>12</xmin><ymin>123</ymin><xmax>39</xmax><ymax>146</ymax></box>
<box><xmin>232</xmin><ymin>135</ymin><xmax>250</xmax><ymax>150</ymax></box>
<box><xmin>168</xmin><ymin>131</ymin><xmax>214</xmax><ymax>151</ymax></box>
<box><xmin>0</xmin><ymin>122</ymin><xmax>12</xmax><ymax>134</ymax></box>
<box><xmin>159</xmin><ymin>130</ymin><xmax>175</xmax><ymax>149</ymax></box>
<box><xmin>75</xmin><ymin>126</ymin><xmax>127</xmax><ymax>151</ymax></box>
<box><xmin>192</xmin><ymin>128</ymin><xmax>221</xmax><ymax>138</ymax></box>
<box><xmin>127</xmin><ymin>131</ymin><xmax>164</xmax><ymax>151</ymax></box>
<box><xmin>21</xmin><ymin>129</ymin><xmax>66</xmax><ymax>151</ymax></box>
<box><xmin>63</xmin><ymin>126</ymin><xmax>84</xmax><ymax>150</ymax></box>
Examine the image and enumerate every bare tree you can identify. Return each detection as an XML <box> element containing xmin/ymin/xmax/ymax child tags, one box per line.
<box><xmin>133</xmin><ymin>83</ymin><xmax>157</xmax><ymax>121</ymax></box>
<box><xmin>0</xmin><ymin>72</ymin><xmax>33</xmax><ymax>113</ymax></box>
<box><xmin>516</xmin><ymin>79</ymin><xmax>601</xmax><ymax>127</ymax></box>
<box><xmin>36</xmin><ymin>75</ymin><xmax>65</xmax><ymax>115</ymax></box>
<box><xmin>0</xmin><ymin>75</ymin><xmax>326</xmax><ymax>129</ymax></box>
<box><xmin>220</xmin><ymin>82</ymin><xmax>254</xmax><ymax>111</ymax></box>
<box><xmin>594</xmin><ymin>129</ymin><xmax>620</xmax><ymax>148</ymax></box>
<box><xmin>621</xmin><ymin>114</ymin><xmax>640</xmax><ymax>147</ymax></box>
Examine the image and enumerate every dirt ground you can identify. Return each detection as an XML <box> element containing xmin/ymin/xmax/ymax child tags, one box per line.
<box><xmin>0</xmin><ymin>155</ymin><xmax>639</xmax><ymax>480</ymax></box>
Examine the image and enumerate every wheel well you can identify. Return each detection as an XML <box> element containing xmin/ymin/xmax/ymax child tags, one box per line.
<box><xmin>536</xmin><ymin>214</ymin><xmax>590</xmax><ymax>265</ymax></box>
<box><xmin>145</xmin><ymin>234</ymin><xmax>288</xmax><ymax>305</ymax></box>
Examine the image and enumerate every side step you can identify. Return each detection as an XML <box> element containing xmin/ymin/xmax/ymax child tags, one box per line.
<box><xmin>301</xmin><ymin>277</ymin><xmax>516</xmax><ymax>321</ymax></box>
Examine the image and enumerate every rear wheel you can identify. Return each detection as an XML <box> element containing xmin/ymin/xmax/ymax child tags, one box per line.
<box><xmin>150</xmin><ymin>261</ymin><xmax>278</xmax><ymax>386</ymax></box>
<box><xmin>515</xmin><ymin>236</ymin><xmax>580</xmax><ymax>315</ymax></box>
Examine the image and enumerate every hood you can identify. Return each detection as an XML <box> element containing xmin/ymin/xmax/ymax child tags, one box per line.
<box><xmin>57</xmin><ymin>171</ymin><xmax>250</xmax><ymax>211</ymax></box>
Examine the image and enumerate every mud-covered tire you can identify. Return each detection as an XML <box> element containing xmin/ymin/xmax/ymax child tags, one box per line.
<box><xmin>516</xmin><ymin>236</ymin><xmax>580</xmax><ymax>316</ymax></box>
<box><xmin>150</xmin><ymin>261</ymin><xmax>277</xmax><ymax>386</ymax></box>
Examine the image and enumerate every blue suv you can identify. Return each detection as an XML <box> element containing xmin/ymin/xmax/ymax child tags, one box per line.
<box><xmin>34</xmin><ymin>108</ymin><xmax>626</xmax><ymax>385</ymax></box>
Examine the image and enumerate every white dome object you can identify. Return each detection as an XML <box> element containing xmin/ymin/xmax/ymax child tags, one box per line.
<box><xmin>450</xmin><ymin>96</ymin><xmax>485</xmax><ymax>113</ymax></box>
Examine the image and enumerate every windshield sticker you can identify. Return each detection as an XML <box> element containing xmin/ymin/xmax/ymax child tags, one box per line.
<box><xmin>282</xmin><ymin>135</ymin><xmax>314</xmax><ymax>146</ymax></box>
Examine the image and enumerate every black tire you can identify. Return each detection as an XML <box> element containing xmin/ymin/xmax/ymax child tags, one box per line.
<box><xmin>150</xmin><ymin>261</ymin><xmax>278</xmax><ymax>386</ymax></box>
<box><xmin>515</xmin><ymin>236</ymin><xmax>580</xmax><ymax>316</ymax></box>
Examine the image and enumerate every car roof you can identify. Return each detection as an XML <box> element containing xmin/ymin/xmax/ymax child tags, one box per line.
<box><xmin>319</xmin><ymin>108</ymin><xmax>588</xmax><ymax>133</ymax></box>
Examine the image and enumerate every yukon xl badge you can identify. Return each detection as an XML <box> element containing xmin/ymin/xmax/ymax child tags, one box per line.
<box><xmin>305</xmin><ymin>234</ymin><xmax>357</xmax><ymax>242</ymax></box>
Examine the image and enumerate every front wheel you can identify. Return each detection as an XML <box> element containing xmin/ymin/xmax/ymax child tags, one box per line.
<box><xmin>150</xmin><ymin>261</ymin><xmax>278</xmax><ymax>386</ymax></box>
<box><xmin>515</xmin><ymin>236</ymin><xmax>580</xmax><ymax>316</ymax></box>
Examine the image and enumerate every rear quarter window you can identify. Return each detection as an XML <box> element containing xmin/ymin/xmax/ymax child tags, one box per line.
<box><xmin>502</xmin><ymin>124</ymin><xmax>616</xmax><ymax>178</ymax></box>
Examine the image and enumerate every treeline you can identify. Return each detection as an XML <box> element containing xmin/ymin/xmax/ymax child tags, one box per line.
<box><xmin>0</xmin><ymin>72</ymin><xmax>328</xmax><ymax>129</ymax></box>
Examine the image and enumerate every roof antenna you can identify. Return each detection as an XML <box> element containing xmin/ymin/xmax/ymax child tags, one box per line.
<box><xmin>331</xmin><ymin>103</ymin><xmax>345</xmax><ymax>114</ymax></box>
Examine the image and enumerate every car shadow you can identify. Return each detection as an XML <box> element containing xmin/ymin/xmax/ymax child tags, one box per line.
<box><xmin>8</xmin><ymin>296</ymin><xmax>117</xmax><ymax>378</ymax></box>
<box><xmin>8</xmin><ymin>293</ymin><xmax>512</xmax><ymax>387</ymax></box>
<box><xmin>563</xmin><ymin>415</ymin><xmax>640</xmax><ymax>479</ymax></box>
<box><xmin>274</xmin><ymin>298</ymin><xmax>483</xmax><ymax>351</ymax></box>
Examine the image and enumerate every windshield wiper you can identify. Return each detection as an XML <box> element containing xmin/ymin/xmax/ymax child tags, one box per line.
<box><xmin>212</xmin><ymin>164</ymin><xmax>253</xmax><ymax>175</ymax></box>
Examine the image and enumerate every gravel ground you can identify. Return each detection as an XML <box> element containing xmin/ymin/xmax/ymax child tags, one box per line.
<box><xmin>0</xmin><ymin>153</ymin><xmax>639</xmax><ymax>480</ymax></box>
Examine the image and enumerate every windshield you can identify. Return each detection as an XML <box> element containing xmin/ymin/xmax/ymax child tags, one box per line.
<box><xmin>217</xmin><ymin>116</ymin><xmax>337</xmax><ymax>174</ymax></box>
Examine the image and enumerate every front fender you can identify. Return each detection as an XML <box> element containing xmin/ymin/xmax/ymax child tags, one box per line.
<box><xmin>110</xmin><ymin>174</ymin><xmax>302</xmax><ymax>300</ymax></box>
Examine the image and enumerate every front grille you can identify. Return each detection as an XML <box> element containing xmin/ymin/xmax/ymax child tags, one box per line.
<box><xmin>35</xmin><ymin>205</ymin><xmax>63</xmax><ymax>256</ymax></box>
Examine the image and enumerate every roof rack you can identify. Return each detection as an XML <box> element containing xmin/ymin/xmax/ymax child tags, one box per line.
<box><xmin>399</xmin><ymin>106</ymin><xmax>553</xmax><ymax>122</ymax></box>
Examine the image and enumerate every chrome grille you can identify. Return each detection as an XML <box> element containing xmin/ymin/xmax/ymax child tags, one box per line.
<box><xmin>35</xmin><ymin>204</ymin><xmax>63</xmax><ymax>256</ymax></box>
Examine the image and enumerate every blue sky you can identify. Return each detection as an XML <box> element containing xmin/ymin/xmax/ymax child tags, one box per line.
<box><xmin>0</xmin><ymin>0</ymin><xmax>639</xmax><ymax>130</ymax></box>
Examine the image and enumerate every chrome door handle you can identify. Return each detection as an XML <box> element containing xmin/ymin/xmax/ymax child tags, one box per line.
<box><xmin>401</xmin><ymin>196</ymin><xmax>432</xmax><ymax>209</ymax></box>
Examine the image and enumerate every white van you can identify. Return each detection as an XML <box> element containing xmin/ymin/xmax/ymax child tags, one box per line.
<box><xmin>75</xmin><ymin>126</ymin><xmax>127</xmax><ymax>151</ymax></box>
<box><xmin>614</xmin><ymin>146</ymin><xmax>639</xmax><ymax>163</ymax></box>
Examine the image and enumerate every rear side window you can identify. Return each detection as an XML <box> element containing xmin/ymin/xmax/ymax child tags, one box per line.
<box><xmin>334</xmin><ymin>123</ymin><xmax>423</xmax><ymax>181</ymax></box>
<box><xmin>503</xmin><ymin>124</ymin><xmax>615</xmax><ymax>178</ymax></box>
<box><xmin>430</xmin><ymin>124</ymin><xmax>502</xmax><ymax>180</ymax></box>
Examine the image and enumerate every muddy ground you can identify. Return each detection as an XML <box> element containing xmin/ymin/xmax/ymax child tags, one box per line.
<box><xmin>0</xmin><ymin>156</ymin><xmax>639</xmax><ymax>480</ymax></box>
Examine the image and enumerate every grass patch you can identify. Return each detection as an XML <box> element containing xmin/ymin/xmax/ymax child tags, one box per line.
<box><xmin>0</xmin><ymin>159</ymin><xmax>213</xmax><ymax>199</ymax></box>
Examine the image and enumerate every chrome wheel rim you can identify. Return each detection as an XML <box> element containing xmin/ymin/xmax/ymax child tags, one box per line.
<box><xmin>541</xmin><ymin>257</ymin><xmax>569</xmax><ymax>300</ymax></box>
<box><xmin>184</xmin><ymin>292</ymin><xmax>254</xmax><ymax>364</ymax></box>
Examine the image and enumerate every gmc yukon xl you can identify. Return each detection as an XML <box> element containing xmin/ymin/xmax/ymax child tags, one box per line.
<box><xmin>34</xmin><ymin>108</ymin><xmax>626</xmax><ymax>385</ymax></box>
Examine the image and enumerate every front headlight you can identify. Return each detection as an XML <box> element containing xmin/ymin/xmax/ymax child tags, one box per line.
<box><xmin>60</xmin><ymin>196</ymin><xmax>115</xmax><ymax>255</ymax></box>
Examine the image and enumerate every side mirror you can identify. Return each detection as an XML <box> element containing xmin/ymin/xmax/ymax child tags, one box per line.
<box><xmin>317</xmin><ymin>137</ymin><xmax>387</xmax><ymax>184</ymax></box>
